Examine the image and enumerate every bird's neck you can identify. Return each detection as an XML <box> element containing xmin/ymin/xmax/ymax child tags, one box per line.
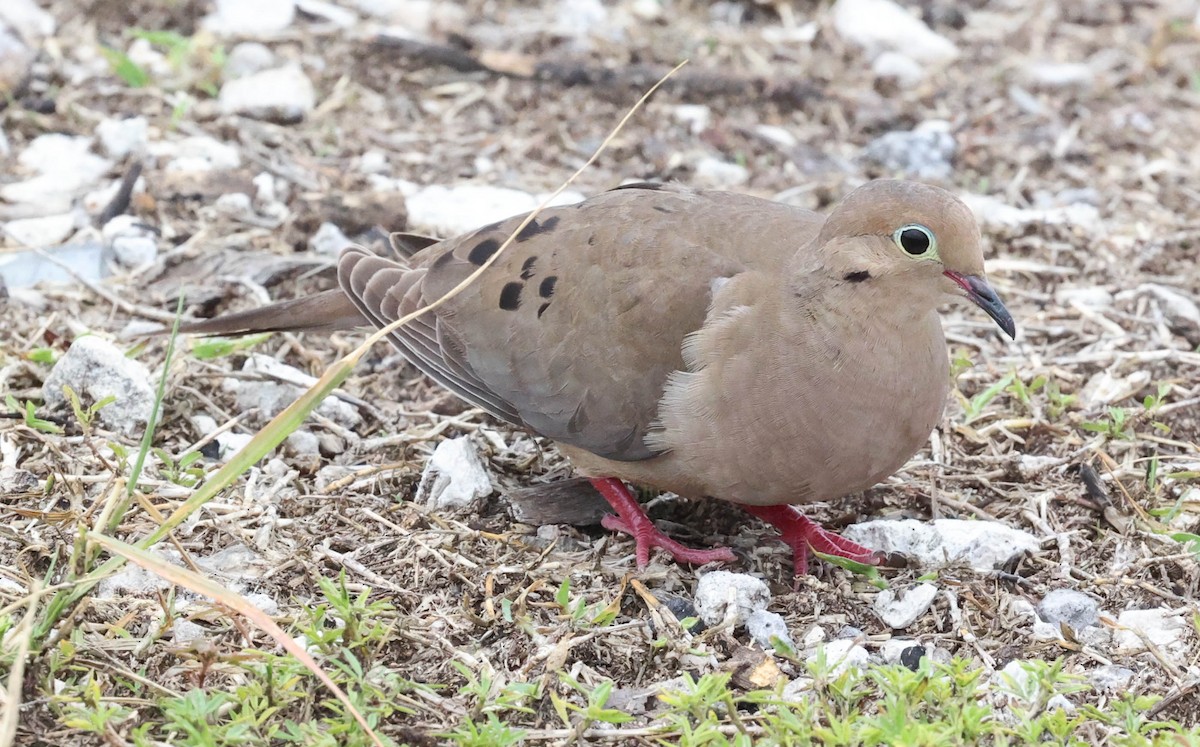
<box><xmin>783</xmin><ymin>272</ymin><xmax>937</xmax><ymax>343</ymax></box>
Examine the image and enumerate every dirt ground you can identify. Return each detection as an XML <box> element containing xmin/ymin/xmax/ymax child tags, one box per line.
<box><xmin>2</xmin><ymin>0</ymin><xmax>1200</xmax><ymax>743</ymax></box>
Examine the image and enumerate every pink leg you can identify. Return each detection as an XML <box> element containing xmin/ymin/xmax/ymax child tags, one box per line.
<box><xmin>591</xmin><ymin>477</ymin><xmax>736</xmax><ymax>568</ymax></box>
<box><xmin>741</xmin><ymin>504</ymin><xmax>881</xmax><ymax>576</ymax></box>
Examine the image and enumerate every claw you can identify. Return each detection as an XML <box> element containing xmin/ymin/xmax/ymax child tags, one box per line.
<box><xmin>591</xmin><ymin>478</ymin><xmax>736</xmax><ymax>567</ymax></box>
<box><xmin>741</xmin><ymin>504</ymin><xmax>879</xmax><ymax>576</ymax></box>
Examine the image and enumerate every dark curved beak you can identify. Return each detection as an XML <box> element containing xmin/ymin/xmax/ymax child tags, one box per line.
<box><xmin>944</xmin><ymin>271</ymin><xmax>1016</xmax><ymax>340</ymax></box>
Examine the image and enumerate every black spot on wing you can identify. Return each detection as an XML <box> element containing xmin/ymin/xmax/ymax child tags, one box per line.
<box><xmin>516</xmin><ymin>215</ymin><xmax>561</xmax><ymax>242</ymax></box>
<box><xmin>499</xmin><ymin>281</ymin><xmax>523</xmax><ymax>311</ymax></box>
<box><xmin>520</xmin><ymin>256</ymin><xmax>537</xmax><ymax>280</ymax></box>
<box><xmin>468</xmin><ymin>238</ymin><xmax>501</xmax><ymax>266</ymax></box>
<box><xmin>844</xmin><ymin>270</ymin><xmax>871</xmax><ymax>283</ymax></box>
<box><xmin>610</xmin><ymin>181</ymin><xmax>667</xmax><ymax>192</ymax></box>
<box><xmin>539</xmin><ymin>276</ymin><xmax>557</xmax><ymax>298</ymax></box>
<box><xmin>537</xmin><ymin>301</ymin><xmax>551</xmax><ymax>318</ymax></box>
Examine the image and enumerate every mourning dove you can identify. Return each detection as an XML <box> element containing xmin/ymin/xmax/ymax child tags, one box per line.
<box><xmin>176</xmin><ymin>180</ymin><xmax>1015</xmax><ymax>572</ymax></box>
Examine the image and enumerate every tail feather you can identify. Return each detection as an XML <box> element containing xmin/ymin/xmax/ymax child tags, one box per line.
<box><xmin>171</xmin><ymin>289</ymin><xmax>364</xmax><ymax>336</ymax></box>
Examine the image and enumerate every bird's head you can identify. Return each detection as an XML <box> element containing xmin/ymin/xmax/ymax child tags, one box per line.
<box><xmin>812</xmin><ymin>179</ymin><xmax>1015</xmax><ymax>339</ymax></box>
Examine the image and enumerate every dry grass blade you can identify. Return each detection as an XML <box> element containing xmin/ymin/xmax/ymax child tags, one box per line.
<box><xmin>86</xmin><ymin>532</ymin><xmax>389</xmax><ymax>747</ymax></box>
<box><xmin>0</xmin><ymin>583</ymin><xmax>37</xmax><ymax>747</ymax></box>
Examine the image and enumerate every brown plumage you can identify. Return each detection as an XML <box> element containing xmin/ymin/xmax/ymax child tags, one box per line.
<box><xmin>176</xmin><ymin>180</ymin><xmax>1015</xmax><ymax>572</ymax></box>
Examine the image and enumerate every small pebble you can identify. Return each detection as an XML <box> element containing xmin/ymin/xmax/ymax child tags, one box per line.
<box><xmin>746</xmin><ymin>609</ymin><xmax>794</xmax><ymax>651</ymax></box>
<box><xmin>899</xmin><ymin>645</ymin><xmax>926</xmax><ymax>671</ymax></box>
<box><xmin>694</xmin><ymin>571</ymin><xmax>770</xmax><ymax>627</ymax></box>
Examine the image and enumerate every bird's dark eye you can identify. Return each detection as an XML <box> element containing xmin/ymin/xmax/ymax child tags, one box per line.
<box><xmin>894</xmin><ymin>224</ymin><xmax>936</xmax><ymax>257</ymax></box>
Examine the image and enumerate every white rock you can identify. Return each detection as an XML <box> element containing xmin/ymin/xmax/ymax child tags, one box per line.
<box><xmin>216</xmin><ymin>431</ymin><xmax>254</xmax><ymax>459</ymax></box>
<box><xmin>1089</xmin><ymin>665</ymin><xmax>1135</xmax><ymax>692</ymax></box>
<box><xmin>802</xmin><ymin>625</ymin><xmax>827</xmax><ymax>648</ymax></box>
<box><xmin>672</xmin><ymin>104</ymin><xmax>711</xmax><ymax>134</ymax></box>
<box><xmin>808</xmin><ymin>639</ymin><xmax>870</xmax><ymax>676</ymax></box>
<box><xmin>108</xmin><ymin>235</ymin><xmax>157</xmax><ymax>267</ymax></box>
<box><xmin>832</xmin><ymin>0</ymin><xmax>958</xmax><ymax>64</ymax></box>
<box><xmin>694</xmin><ymin>571</ymin><xmax>770</xmax><ymax>627</ymax></box>
<box><xmin>1077</xmin><ymin>625</ymin><xmax>1111</xmax><ymax>649</ymax></box>
<box><xmin>0</xmin><ymin>0</ymin><xmax>56</xmax><ymax>40</ymax></box>
<box><xmin>863</xmin><ymin>121</ymin><xmax>956</xmax><ymax>180</ymax></box>
<box><xmin>781</xmin><ymin>677</ymin><xmax>812</xmax><ymax>701</ymax></box>
<box><xmin>1046</xmin><ymin>694</ymin><xmax>1076</xmax><ymax>713</ymax></box>
<box><xmin>96</xmin><ymin>549</ymin><xmax>183</xmax><ymax>598</ymax></box>
<box><xmin>836</xmin><ymin>624</ymin><xmax>864</xmax><ymax>639</ymax></box>
<box><xmin>761</xmin><ymin>22</ymin><xmax>819</xmax><ymax>44</ymax></box>
<box><xmin>556</xmin><ymin>0</ymin><xmax>608</xmax><ymax>37</ymax></box>
<box><xmin>874</xmin><ymin>583</ymin><xmax>938</xmax><ymax>629</ymax></box>
<box><xmin>310</xmin><ymin>221</ymin><xmax>351</xmax><ymax>255</ymax></box>
<box><xmin>215</xmin><ymin>192</ymin><xmax>257</xmax><ymax>220</ymax></box>
<box><xmin>842</xmin><ymin>518</ymin><xmax>1041</xmax><ymax>571</ymax></box>
<box><xmin>231</xmin><ymin>354</ymin><xmax>361</xmax><ymax>428</ymax></box>
<box><xmin>2</xmin><ymin>134</ymin><xmax>112</xmax><ymax>211</ymax></box>
<box><xmin>286</xmin><ymin>429</ymin><xmax>321</xmax><ymax>457</ymax></box>
<box><xmin>628</xmin><ymin>0</ymin><xmax>663</xmax><ymax>22</ymax></box>
<box><xmin>693</xmin><ymin>157</ymin><xmax>749</xmax><ymax>188</ymax></box>
<box><xmin>191</xmin><ymin>414</ymin><xmax>218</xmax><ymax>434</ymax></box>
<box><xmin>103</xmin><ymin>215</ymin><xmax>158</xmax><ymax>268</ymax></box>
<box><xmin>1017</xmin><ymin>454</ymin><xmax>1066</xmax><ymax>479</ymax></box>
<box><xmin>751</xmin><ymin>125</ymin><xmax>798</xmax><ymax>149</ymax></box>
<box><xmin>219</xmin><ymin>65</ymin><xmax>315</xmax><ymax>123</ymax></box>
<box><xmin>95</xmin><ymin>116</ymin><xmax>149</xmax><ymax>159</ymax></box>
<box><xmin>746</xmin><ymin>609</ymin><xmax>793</xmax><ymax>651</ymax></box>
<box><xmin>159</xmin><ymin>135</ymin><xmax>242</xmax><ymax>172</ymax></box>
<box><xmin>879</xmin><ymin>637</ymin><xmax>920</xmax><ymax>664</ymax></box>
<box><xmin>171</xmin><ymin>619</ymin><xmax>207</xmax><ymax>646</ymax></box>
<box><xmin>872</xmin><ymin>51</ymin><xmax>925</xmax><ymax>87</ymax></box>
<box><xmin>1022</xmin><ymin>61</ymin><xmax>1094</xmax><ymax>90</ymax></box>
<box><xmin>418</xmin><ymin>436</ymin><xmax>492</xmax><ymax>509</ymax></box>
<box><xmin>244</xmin><ymin>592</ymin><xmax>281</xmax><ymax>616</ymax></box>
<box><xmin>20</xmin><ymin>134</ymin><xmax>106</xmax><ymax>177</ymax></box>
<box><xmin>2</xmin><ymin>212</ymin><xmax>78</xmax><ymax>247</ymax></box>
<box><xmin>405</xmin><ymin>184</ymin><xmax>584</xmax><ymax>237</ymax></box>
<box><xmin>1037</xmin><ymin>589</ymin><xmax>1099</xmax><ymax>631</ymax></box>
<box><xmin>1055</xmin><ymin>286</ymin><xmax>1112</xmax><ymax>309</ymax></box>
<box><xmin>42</xmin><ymin>336</ymin><xmax>155</xmax><ymax>432</ymax></box>
<box><xmin>1113</xmin><ymin>608</ymin><xmax>1189</xmax><ymax>655</ymax></box>
<box><xmin>1080</xmin><ymin>369</ymin><xmax>1150</xmax><ymax>408</ymax></box>
<box><xmin>0</xmin><ymin>242</ymin><xmax>104</xmax><ymax>289</ymax></box>
<box><xmin>1138</xmin><ymin>283</ymin><xmax>1200</xmax><ymax>339</ymax></box>
<box><xmin>354</xmin><ymin>0</ymin><xmax>465</xmax><ymax>29</ymax></box>
<box><xmin>357</xmin><ymin>149</ymin><xmax>389</xmax><ymax>174</ymax></box>
<box><xmin>1031</xmin><ymin>620</ymin><xmax>1061</xmax><ymax>641</ymax></box>
<box><xmin>296</xmin><ymin>0</ymin><xmax>360</xmax><ymax>27</ymax></box>
<box><xmin>223</xmin><ymin>42</ymin><xmax>278</xmax><ymax>80</ymax></box>
<box><xmin>203</xmin><ymin>0</ymin><xmax>297</xmax><ymax>35</ymax></box>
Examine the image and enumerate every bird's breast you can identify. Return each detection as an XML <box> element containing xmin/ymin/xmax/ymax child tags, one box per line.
<box><xmin>646</xmin><ymin>309</ymin><xmax>950</xmax><ymax>506</ymax></box>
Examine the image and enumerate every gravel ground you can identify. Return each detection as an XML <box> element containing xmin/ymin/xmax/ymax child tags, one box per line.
<box><xmin>1</xmin><ymin>0</ymin><xmax>1199</xmax><ymax>743</ymax></box>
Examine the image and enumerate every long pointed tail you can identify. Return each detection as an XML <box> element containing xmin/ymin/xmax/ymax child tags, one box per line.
<box><xmin>171</xmin><ymin>289</ymin><xmax>365</xmax><ymax>336</ymax></box>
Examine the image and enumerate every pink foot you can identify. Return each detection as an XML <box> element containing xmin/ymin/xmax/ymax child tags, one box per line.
<box><xmin>741</xmin><ymin>504</ymin><xmax>882</xmax><ymax>576</ymax></box>
<box><xmin>590</xmin><ymin>477</ymin><xmax>736</xmax><ymax>568</ymax></box>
